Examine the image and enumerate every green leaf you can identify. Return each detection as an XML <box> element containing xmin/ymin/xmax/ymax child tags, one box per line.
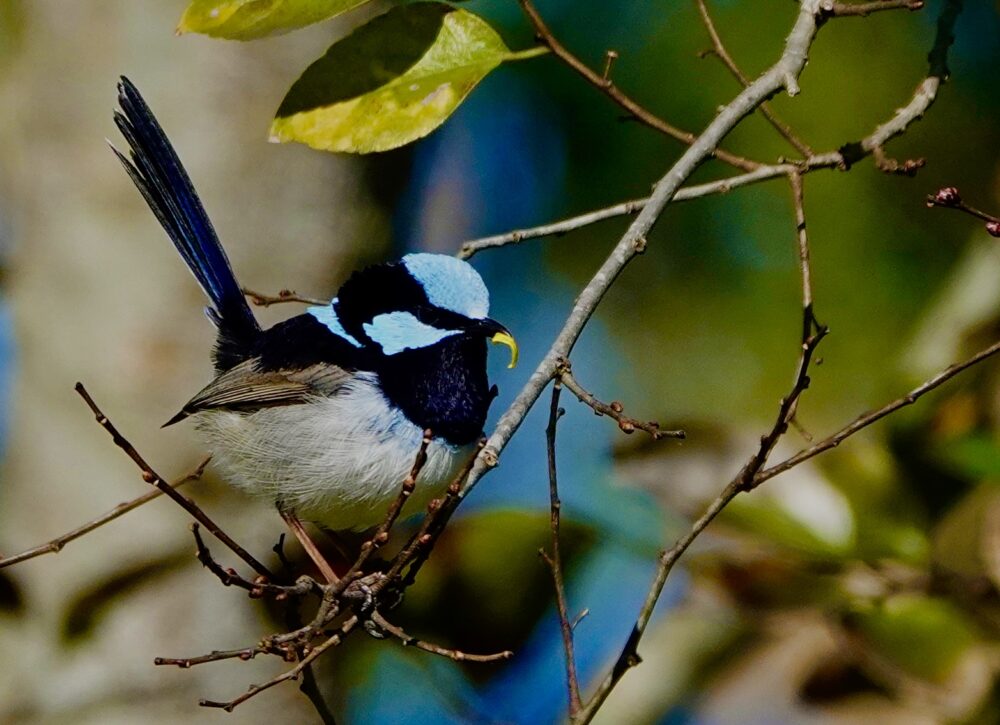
<box><xmin>178</xmin><ymin>0</ymin><xmax>371</xmax><ymax>40</ymax></box>
<box><xmin>271</xmin><ymin>3</ymin><xmax>514</xmax><ymax>153</ymax></box>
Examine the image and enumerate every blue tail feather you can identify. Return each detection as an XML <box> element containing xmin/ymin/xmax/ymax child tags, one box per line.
<box><xmin>112</xmin><ymin>76</ymin><xmax>260</xmax><ymax>370</ymax></box>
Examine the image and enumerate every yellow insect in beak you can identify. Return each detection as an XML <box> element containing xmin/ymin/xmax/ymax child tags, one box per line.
<box><xmin>490</xmin><ymin>331</ymin><xmax>519</xmax><ymax>369</ymax></box>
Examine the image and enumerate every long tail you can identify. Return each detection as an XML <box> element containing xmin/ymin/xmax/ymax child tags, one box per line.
<box><xmin>111</xmin><ymin>76</ymin><xmax>260</xmax><ymax>370</ymax></box>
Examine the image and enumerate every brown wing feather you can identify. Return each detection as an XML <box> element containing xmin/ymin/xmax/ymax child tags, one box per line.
<box><xmin>163</xmin><ymin>359</ymin><xmax>352</xmax><ymax>426</ymax></box>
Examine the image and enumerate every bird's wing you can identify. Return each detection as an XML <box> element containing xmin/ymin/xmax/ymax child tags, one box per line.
<box><xmin>164</xmin><ymin>359</ymin><xmax>353</xmax><ymax>426</ymax></box>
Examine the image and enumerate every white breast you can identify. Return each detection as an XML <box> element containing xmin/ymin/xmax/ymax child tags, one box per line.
<box><xmin>194</xmin><ymin>372</ymin><xmax>476</xmax><ymax>531</ymax></box>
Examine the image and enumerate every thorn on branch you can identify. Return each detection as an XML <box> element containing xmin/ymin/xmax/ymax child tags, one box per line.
<box><xmin>602</xmin><ymin>50</ymin><xmax>619</xmax><ymax>82</ymax></box>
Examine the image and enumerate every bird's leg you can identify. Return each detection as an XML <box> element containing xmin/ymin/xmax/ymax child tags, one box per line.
<box><xmin>280</xmin><ymin>510</ymin><xmax>339</xmax><ymax>585</ymax></box>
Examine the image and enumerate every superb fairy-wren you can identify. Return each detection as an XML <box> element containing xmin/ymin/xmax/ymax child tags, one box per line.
<box><xmin>110</xmin><ymin>78</ymin><xmax>517</xmax><ymax>531</ymax></box>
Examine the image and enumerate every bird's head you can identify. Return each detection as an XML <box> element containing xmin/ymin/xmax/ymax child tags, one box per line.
<box><xmin>308</xmin><ymin>253</ymin><xmax>518</xmax><ymax>367</ymax></box>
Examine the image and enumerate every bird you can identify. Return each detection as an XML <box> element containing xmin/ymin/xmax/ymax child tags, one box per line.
<box><xmin>109</xmin><ymin>77</ymin><xmax>517</xmax><ymax>534</ymax></box>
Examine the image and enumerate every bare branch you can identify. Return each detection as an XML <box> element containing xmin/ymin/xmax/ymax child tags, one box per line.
<box><xmin>0</xmin><ymin>456</ymin><xmax>209</xmax><ymax>570</ymax></box>
<box><xmin>461</xmin><ymin>0</ymin><xmax>955</xmax><ymax>262</ymax></box>
<box><xmin>464</xmin><ymin>0</ymin><xmax>832</xmax><ymax>509</ymax></box>
<box><xmin>540</xmin><ymin>384</ymin><xmax>582</xmax><ymax>714</ymax></box>
<box><xmin>756</xmin><ymin>339</ymin><xmax>1000</xmax><ymax>486</ymax></box>
<box><xmin>199</xmin><ymin>617</ymin><xmax>359</xmax><ymax>712</ymax></box>
<box><xmin>75</xmin><ymin>383</ymin><xmax>274</xmax><ymax>579</ymax></box>
<box><xmin>559</xmin><ymin>362</ymin><xmax>685</xmax><ymax>441</ymax></box>
<box><xmin>926</xmin><ymin>186</ymin><xmax>1000</xmax><ymax>236</ymax></box>
<box><xmin>338</xmin><ymin>431</ymin><xmax>433</xmax><ymax>588</ymax></box>
<box><xmin>459</xmin><ymin>164</ymin><xmax>804</xmax><ymax>258</ymax></box>
<box><xmin>695</xmin><ymin>0</ymin><xmax>814</xmax><ymax>157</ymax></box>
<box><xmin>191</xmin><ymin>524</ymin><xmax>317</xmax><ymax>600</ymax></box>
<box><xmin>281</xmin><ymin>510</ymin><xmax>339</xmax><ymax>585</ymax></box>
<box><xmin>824</xmin><ymin>0</ymin><xmax>925</xmax><ymax>17</ymax></box>
<box><xmin>370</xmin><ymin>612</ymin><xmax>513</xmax><ymax>663</ymax></box>
<box><xmin>516</xmin><ymin>0</ymin><xmax>761</xmax><ymax>172</ymax></box>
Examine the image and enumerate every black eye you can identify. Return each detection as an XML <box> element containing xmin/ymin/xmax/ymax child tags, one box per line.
<box><xmin>410</xmin><ymin>304</ymin><xmax>471</xmax><ymax>331</ymax></box>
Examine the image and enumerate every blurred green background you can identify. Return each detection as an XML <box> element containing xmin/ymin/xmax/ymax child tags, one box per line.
<box><xmin>0</xmin><ymin>1</ymin><xmax>998</xmax><ymax>723</ymax></box>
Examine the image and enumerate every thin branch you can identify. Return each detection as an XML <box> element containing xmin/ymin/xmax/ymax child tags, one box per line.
<box><xmin>579</xmin><ymin>320</ymin><xmax>830</xmax><ymax>722</ymax></box>
<box><xmin>787</xmin><ymin>170</ymin><xmax>816</xmax><ymax>338</ymax></box>
<box><xmin>156</xmin><ymin>647</ymin><xmax>270</xmax><ymax>669</ymax></box>
<box><xmin>559</xmin><ymin>362</ymin><xmax>685</xmax><ymax>440</ymax></box>
<box><xmin>461</xmin><ymin>0</ymin><xmax>956</xmax><ymax>261</ymax></box>
<box><xmin>281</xmin><ymin>510</ymin><xmax>339</xmax><ymax>585</ymax></box>
<box><xmin>0</xmin><ymin>456</ymin><xmax>209</xmax><ymax>570</ymax></box>
<box><xmin>695</xmin><ymin>0</ymin><xmax>814</xmax><ymax>157</ymax></box>
<box><xmin>242</xmin><ymin>287</ymin><xmax>326</xmax><ymax>307</ymax></box>
<box><xmin>200</xmin><ymin>617</ymin><xmax>359</xmax><ymax>712</ymax></box>
<box><xmin>75</xmin><ymin>383</ymin><xmax>274</xmax><ymax>579</ymax></box>
<box><xmin>926</xmin><ymin>187</ymin><xmax>1000</xmax><ymax>236</ymax></box>
<box><xmin>756</xmin><ymin>339</ymin><xmax>1000</xmax><ymax>486</ymax></box>
<box><xmin>370</xmin><ymin>612</ymin><xmax>513</xmax><ymax>663</ymax></box>
<box><xmin>541</xmin><ymin>383</ymin><xmax>583</xmax><ymax>716</ymax></box>
<box><xmin>459</xmin><ymin>164</ymin><xmax>806</xmax><ymax>258</ymax></box>
<box><xmin>337</xmin><ymin>431</ymin><xmax>433</xmax><ymax>588</ymax></box>
<box><xmin>379</xmin><ymin>439</ymin><xmax>486</xmax><ymax>593</ymax></box>
<box><xmin>516</xmin><ymin>0</ymin><xmax>761</xmax><ymax>172</ymax></box>
<box><xmin>465</xmin><ymin>0</ymin><xmax>830</xmax><ymax>498</ymax></box>
<box><xmin>191</xmin><ymin>523</ymin><xmax>317</xmax><ymax>600</ymax></box>
<box><xmin>825</xmin><ymin>0</ymin><xmax>925</xmax><ymax>17</ymax></box>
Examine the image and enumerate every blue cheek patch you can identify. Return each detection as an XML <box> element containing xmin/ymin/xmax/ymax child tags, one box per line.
<box><xmin>363</xmin><ymin>311</ymin><xmax>460</xmax><ymax>356</ymax></box>
<box><xmin>403</xmin><ymin>253</ymin><xmax>489</xmax><ymax>319</ymax></box>
<box><xmin>308</xmin><ymin>302</ymin><xmax>363</xmax><ymax>348</ymax></box>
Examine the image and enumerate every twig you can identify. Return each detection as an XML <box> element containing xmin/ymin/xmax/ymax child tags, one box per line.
<box><xmin>787</xmin><ymin>170</ymin><xmax>816</xmax><ymax>341</ymax></box>
<box><xmin>695</xmin><ymin>0</ymin><xmax>814</xmax><ymax>158</ymax></box>
<box><xmin>516</xmin><ymin>0</ymin><xmax>761</xmax><ymax>172</ymax></box>
<box><xmin>156</xmin><ymin>647</ymin><xmax>269</xmax><ymax>669</ymax></box>
<box><xmin>926</xmin><ymin>187</ymin><xmax>1000</xmax><ymax>237</ymax></box>
<box><xmin>465</xmin><ymin>0</ymin><xmax>831</xmax><ymax>500</ymax></box>
<box><xmin>75</xmin><ymin>383</ymin><xmax>274</xmax><ymax>579</ymax></box>
<box><xmin>824</xmin><ymin>0</ymin><xmax>925</xmax><ymax>17</ymax></box>
<box><xmin>756</xmin><ymin>339</ymin><xmax>1000</xmax><ymax>486</ymax></box>
<box><xmin>242</xmin><ymin>287</ymin><xmax>326</xmax><ymax>307</ymax></box>
<box><xmin>370</xmin><ymin>612</ymin><xmax>513</xmax><ymax>663</ymax></box>
<box><xmin>0</xmin><ymin>456</ymin><xmax>210</xmax><ymax>570</ymax></box>
<box><xmin>337</xmin><ymin>431</ymin><xmax>433</xmax><ymax>588</ymax></box>
<box><xmin>459</xmin><ymin>164</ymin><xmax>805</xmax><ymax>258</ymax></box>
<box><xmin>575</xmin><ymin>128</ymin><xmax>832</xmax><ymax>722</ymax></box>
<box><xmin>541</xmin><ymin>383</ymin><xmax>583</xmax><ymax>715</ymax></box>
<box><xmin>191</xmin><ymin>524</ymin><xmax>317</xmax><ymax>600</ymax></box>
<box><xmin>281</xmin><ymin>510</ymin><xmax>339</xmax><ymax>585</ymax></box>
<box><xmin>379</xmin><ymin>439</ymin><xmax>486</xmax><ymax>594</ymax></box>
<box><xmin>580</xmin><ymin>318</ymin><xmax>830</xmax><ymax>721</ymax></box>
<box><xmin>558</xmin><ymin>362</ymin><xmax>685</xmax><ymax>440</ymax></box>
<box><xmin>871</xmin><ymin>145</ymin><xmax>925</xmax><ymax>176</ymax></box>
<box><xmin>200</xmin><ymin>616</ymin><xmax>359</xmax><ymax>712</ymax></box>
<box><xmin>461</xmin><ymin>0</ymin><xmax>956</xmax><ymax>261</ymax></box>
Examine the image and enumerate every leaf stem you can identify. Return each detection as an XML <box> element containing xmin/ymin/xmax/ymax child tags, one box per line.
<box><xmin>506</xmin><ymin>45</ymin><xmax>551</xmax><ymax>62</ymax></box>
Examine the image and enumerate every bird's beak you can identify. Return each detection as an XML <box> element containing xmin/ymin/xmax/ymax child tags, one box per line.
<box><xmin>480</xmin><ymin>319</ymin><xmax>518</xmax><ymax>369</ymax></box>
<box><xmin>491</xmin><ymin>330</ymin><xmax>519</xmax><ymax>369</ymax></box>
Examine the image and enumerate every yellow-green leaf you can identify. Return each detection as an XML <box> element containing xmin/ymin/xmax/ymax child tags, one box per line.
<box><xmin>178</xmin><ymin>0</ymin><xmax>371</xmax><ymax>40</ymax></box>
<box><xmin>271</xmin><ymin>3</ymin><xmax>513</xmax><ymax>153</ymax></box>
